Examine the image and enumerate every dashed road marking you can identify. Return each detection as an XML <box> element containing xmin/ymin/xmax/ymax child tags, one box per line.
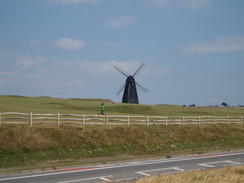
<box><xmin>137</xmin><ymin>167</ymin><xmax>184</xmax><ymax>177</ymax></box>
<box><xmin>198</xmin><ymin>160</ymin><xmax>241</xmax><ymax>168</ymax></box>
<box><xmin>57</xmin><ymin>175</ymin><xmax>112</xmax><ymax>183</ymax></box>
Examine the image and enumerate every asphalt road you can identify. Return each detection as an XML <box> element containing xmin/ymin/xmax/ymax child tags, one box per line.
<box><xmin>0</xmin><ymin>151</ymin><xmax>244</xmax><ymax>183</ymax></box>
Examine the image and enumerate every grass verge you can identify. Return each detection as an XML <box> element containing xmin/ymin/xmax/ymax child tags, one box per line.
<box><xmin>1</xmin><ymin>124</ymin><xmax>244</xmax><ymax>170</ymax></box>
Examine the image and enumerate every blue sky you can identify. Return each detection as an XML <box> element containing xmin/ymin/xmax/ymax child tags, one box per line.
<box><xmin>0</xmin><ymin>0</ymin><xmax>244</xmax><ymax>106</ymax></box>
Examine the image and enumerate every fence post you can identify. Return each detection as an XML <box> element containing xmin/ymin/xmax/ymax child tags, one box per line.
<box><xmin>213</xmin><ymin>116</ymin><xmax>215</xmax><ymax>124</ymax></box>
<box><xmin>127</xmin><ymin>115</ymin><xmax>130</xmax><ymax>126</ymax></box>
<box><xmin>147</xmin><ymin>115</ymin><xmax>149</xmax><ymax>126</ymax></box>
<box><xmin>241</xmin><ymin>116</ymin><xmax>243</xmax><ymax>124</ymax></box>
<box><xmin>29</xmin><ymin>112</ymin><xmax>33</xmax><ymax>127</ymax></box>
<box><xmin>228</xmin><ymin>115</ymin><xmax>230</xmax><ymax>124</ymax></box>
<box><xmin>82</xmin><ymin>113</ymin><xmax>85</xmax><ymax>126</ymax></box>
<box><xmin>57</xmin><ymin>113</ymin><xmax>60</xmax><ymax>126</ymax></box>
<box><xmin>105</xmin><ymin>115</ymin><xmax>108</xmax><ymax>126</ymax></box>
<box><xmin>198</xmin><ymin>116</ymin><xmax>201</xmax><ymax>126</ymax></box>
<box><xmin>182</xmin><ymin>116</ymin><xmax>184</xmax><ymax>125</ymax></box>
<box><xmin>165</xmin><ymin>116</ymin><xmax>168</xmax><ymax>126</ymax></box>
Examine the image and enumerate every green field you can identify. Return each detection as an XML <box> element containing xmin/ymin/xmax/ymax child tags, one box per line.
<box><xmin>1</xmin><ymin>95</ymin><xmax>244</xmax><ymax>116</ymax></box>
<box><xmin>0</xmin><ymin>95</ymin><xmax>244</xmax><ymax>172</ymax></box>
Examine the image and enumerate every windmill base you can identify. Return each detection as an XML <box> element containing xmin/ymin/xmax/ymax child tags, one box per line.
<box><xmin>122</xmin><ymin>98</ymin><xmax>139</xmax><ymax>104</ymax></box>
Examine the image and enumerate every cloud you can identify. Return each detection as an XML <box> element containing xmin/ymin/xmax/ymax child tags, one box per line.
<box><xmin>105</xmin><ymin>16</ymin><xmax>136</xmax><ymax>28</ymax></box>
<box><xmin>43</xmin><ymin>0</ymin><xmax>101</xmax><ymax>5</ymax></box>
<box><xmin>144</xmin><ymin>0</ymin><xmax>214</xmax><ymax>9</ymax></box>
<box><xmin>16</xmin><ymin>55</ymin><xmax>46</xmax><ymax>68</ymax></box>
<box><xmin>182</xmin><ymin>35</ymin><xmax>244</xmax><ymax>54</ymax></box>
<box><xmin>27</xmin><ymin>39</ymin><xmax>42</xmax><ymax>46</ymax></box>
<box><xmin>52</xmin><ymin>37</ymin><xmax>86</xmax><ymax>50</ymax></box>
<box><xmin>77</xmin><ymin>60</ymin><xmax>136</xmax><ymax>75</ymax></box>
<box><xmin>76</xmin><ymin>60</ymin><xmax>166</xmax><ymax>76</ymax></box>
<box><xmin>0</xmin><ymin>71</ymin><xmax>19</xmax><ymax>75</ymax></box>
<box><xmin>0</xmin><ymin>50</ymin><xmax>170</xmax><ymax>99</ymax></box>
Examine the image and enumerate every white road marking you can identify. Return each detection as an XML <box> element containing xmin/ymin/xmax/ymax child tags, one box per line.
<box><xmin>136</xmin><ymin>166</ymin><xmax>184</xmax><ymax>177</ymax></box>
<box><xmin>57</xmin><ymin>175</ymin><xmax>112</xmax><ymax>183</ymax></box>
<box><xmin>113</xmin><ymin>177</ymin><xmax>138</xmax><ymax>182</ymax></box>
<box><xmin>0</xmin><ymin>167</ymin><xmax>105</xmax><ymax>182</ymax></box>
<box><xmin>199</xmin><ymin>164</ymin><xmax>215</xmax><ymax>168</ymax></box>
<box><xmin>198</xmin><ymin>160</ymin><xmax>240</xmax><ymax>168</ymax></box>
<box><xmin>225</xmin><ymin>160</ymin><xmax>241</xmax><ymax>165</ymax></box>
<box><xmin>137</xmin><ymin>172</ymin><xmax>151</xmax><ymax>176</ymax></box>
<box><xmin>100</xmin><ymin>177</ymin><xmax>111</xmax><ymax>181</ymax></box>
<box><xmin>173</xmin><ymin>167</ymin><xmax>185</xmax><ymax>172</ymax></box>
<box><xmin>137</xmin><ymin>167</ymin><xmax>184</xmax><ymax>177</ymax></box>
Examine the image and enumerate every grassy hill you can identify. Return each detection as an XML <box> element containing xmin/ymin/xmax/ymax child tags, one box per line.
<box><xmin>1</xmin><ymin>95</ymin><xmax>244</xmax><ymax>116</ymax></box>
<box><xmin>0</xmin><ymin>95</ymin><xmax>244</xmax><ymax>171</ymax></box>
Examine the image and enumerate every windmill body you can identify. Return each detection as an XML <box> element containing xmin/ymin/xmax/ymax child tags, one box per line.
<box><xmin>114</xmin><ymin>63</ymin><xmax>148</xmax><ymax>104</ymax></box>
<box><xmin>122</xmin><ymin>75</ymin><xmax>139</xmax><ymax>104</ymax></box>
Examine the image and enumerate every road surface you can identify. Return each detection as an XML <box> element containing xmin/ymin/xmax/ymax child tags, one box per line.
<box><xmin>0</xmin><ymin>151</ymin><xmax>243</xmax><ymax>183</ymax></box>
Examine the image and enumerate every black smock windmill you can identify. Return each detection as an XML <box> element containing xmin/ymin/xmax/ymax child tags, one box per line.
<box><xmin>113</xmin><ymin>63</ymin><xmax>148</xmax><ymax>104</ymax></box>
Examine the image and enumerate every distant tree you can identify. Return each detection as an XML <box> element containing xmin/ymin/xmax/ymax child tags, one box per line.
<box><xmin>221</xmin><ymin>102</ymin><xmax>228</xmax><ymax>107</ymax></box>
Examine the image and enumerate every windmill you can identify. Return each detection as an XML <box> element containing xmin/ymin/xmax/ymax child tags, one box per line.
<box><xmin>113</xmin><ymin>63</ymin><xmax>148</xmax><ymax>104</ymax></box>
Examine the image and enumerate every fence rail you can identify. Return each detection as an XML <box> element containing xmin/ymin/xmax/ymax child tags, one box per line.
<box><xmin>0</xmin><ymin>112</ymin><xmax>243</xmax><ymax>127</ymax></box>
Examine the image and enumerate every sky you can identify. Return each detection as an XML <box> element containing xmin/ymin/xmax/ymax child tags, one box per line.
<box><xmin>0</xmin><ymin>0</ymin><xmax>244</xmax><ymax>106</ymax></box>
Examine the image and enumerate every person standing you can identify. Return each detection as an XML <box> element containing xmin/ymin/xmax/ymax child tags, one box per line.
<box><xmin>100</xmin><ymin>103</ymin><xmax>105</xmax><ymax>115</ymax></box>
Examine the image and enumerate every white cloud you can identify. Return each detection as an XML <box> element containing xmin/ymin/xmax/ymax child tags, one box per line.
<box><xmin>52</xmin><ymin>37</ymin><xmax>85</xmax><ymax>50</ymax></box>
<box><xmin>105</xmin><ymin>16</ymin><xmax>136</xmax><ymax>28</ymax></box>
<box><xmin>16</xmin><ymin>55</ymin><xmax>46</xmax><ymax>68</ymax></box>
<box><xmin>182</xmin><ymin>35</ymin><xmax>244</xmax><ymax>54</ymax></box>
<box><xmin>43</xmin><ymin>0</ymin><xmax>101</xmax><ymax>5</ymax></box>
<box><xmin>144</xmin><ymin>0</ymin><xmax>214</xmax><ymax>9</ymax></box>
<box><xmin>27</xmin><ymin>39</ymin><xmax>42</xmax><ymax>46</ymax></box>
<box><xmin>77</xmin><ymin>60</ymin><xmax>148</xmax><ymax>76</ymax></box>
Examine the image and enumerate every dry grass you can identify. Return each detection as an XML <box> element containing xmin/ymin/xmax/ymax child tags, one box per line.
<box><xmin>1</xmin><ymin>124</ymin><xmax>244</xmax><ymax>169</ymax></box>
<box><xmin>0</xmin><ymin>125</ymin><xmax>54</xmax><ymax>153</ymax></box>
<box><xmin>128</xmin><ymin>165</ymin><xmax>244</xmax><ymax>183</ymax></box>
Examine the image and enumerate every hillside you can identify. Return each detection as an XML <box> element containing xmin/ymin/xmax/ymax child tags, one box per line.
<box><xmin>0</xmin><ymin>95</ymin><xmax>244</xmax><ymax>116</ymax></box>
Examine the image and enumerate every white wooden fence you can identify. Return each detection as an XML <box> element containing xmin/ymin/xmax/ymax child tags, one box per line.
<box><xmin>0</xmin><ymin>112</ymin><xmax>243</xmax><ymax>127</ymax></box>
